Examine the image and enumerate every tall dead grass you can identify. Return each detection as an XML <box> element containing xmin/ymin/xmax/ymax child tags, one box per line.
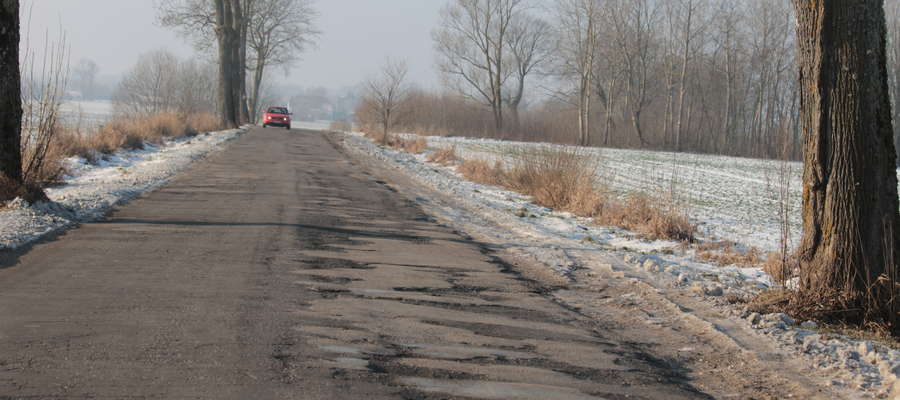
<box><xmin>427</xmin><ymin>146</ymin><xmax>461</xmax><ymax>165</ymax></box>
<box><xmin>57</xmin><ymin>112</ymin><xmax>217</xmax><ymax>156</ymax></box>
<box><xmin>459</xmin><ymin>159</ymin><xmax>506</xmax><ymax>187</ymax></box>
<box><xmin>393</xmin><ymin>137</ymin><xmax>427</xmax><ymax>154</ymax></box>
<box><xmin>27</xmin><ymin>112</ymin><xmax>222</xmax><ymax>189</ymax></box>
<box><xmin>455</xmin><ymin>147</ymin><xmax>695</xmax><ymax>242</ymax></box>
<box><xmin>504</xmin><ymin>149</ymin><xmax>606</xmax><ymax>216</ymax></box>
<box><xmin>597</xmin><ymin>193</ymin><xmax>696</xmax><ymax>242</ymax></box>
<box><xmin>695</xmin><ymin>241</ymin><xmax>763</xmax><ymax>268</ymax></box>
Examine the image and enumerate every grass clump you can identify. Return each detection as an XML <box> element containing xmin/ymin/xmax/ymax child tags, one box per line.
<box><xmin>452</xmin><ymin>147</ymin><xmax>695</xmax><ymax>243</ymax></box>
<box><xmin>393</xmin><ymin>137</ymin><xmax>427</xmax><ymax>154</ymax></box>
<box><xmin>597</xmin><ymin>193</ymin><xmax>696</xmax><ymax>242</ymax></box>
<box><xmin>24</xmin><ymin>112</ymin><xmax>222</xmax><ymax>189</ymax></box>
<box><xmin>427</xmin><ymin>146</ymin><xmax>460</xmax><ymax>165</ymax></box>
<box><xmin>458</xmin><ymin>159</ymin><xmax>505</xmax><ymax>187</ymax></box>
<box><xmin>504</xmin><ymin>148</ymin><xmax>605</xmax><ymax>215</ymax></box>
<box><xmin>695</xmin><ymin>241</ymin><xmax>763</xmax><ymax>268</ymax></box>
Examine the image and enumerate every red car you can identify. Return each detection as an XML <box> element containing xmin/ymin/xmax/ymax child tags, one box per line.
<box><xmin>262</xmin><ymin>106</ymin><xmax>292</xmax><ymax>129</ymax></box>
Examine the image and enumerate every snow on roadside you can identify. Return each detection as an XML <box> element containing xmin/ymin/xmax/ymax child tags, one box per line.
<box><xmin>0</xmin><ymin>127</ymin><xmax>246</xmax><ymax>250</ymax></box>
<box><xmin>336</xmin><ymin>130</ymin><xmax>900</xmax><ymax>399</ymax></box>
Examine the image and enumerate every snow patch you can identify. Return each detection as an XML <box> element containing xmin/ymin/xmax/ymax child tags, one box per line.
<box><xmin>0</xmin><ymin>127</ymin><xmax>246</xmax><ymax>250</ymax></box>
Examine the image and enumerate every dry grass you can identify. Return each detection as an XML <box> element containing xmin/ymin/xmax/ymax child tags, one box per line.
<box><xmin>393</xmin><ymin>137</ymin><xmax>427</xmax><ymax>154</ymax></box>
<box><xmin>695</xmin><ymin>241</ymin><xmax>763</xmax><ymax>268</ymax></box>
<box><xmin>185</xmin><ymin>113</ymin><xmax>222</xmax><ymax>135</ymax></box>
<box><xmin>441</xmin><ymin>147</ymin><xmax>695</xmax><ymax>242</ymax></box>
<box><xmin>329</xmin><ymin>120</ymin><xmax>352</xmax><ymax>132</ymax></box>
<box><xmin>747</xmin><ymin>289</ymin><xmax>793</xmax><ymax>314</ymax></box>
<box><xmin>458</xmin><ymin>159</ymin><xmax>506</xmax><ymax>187</ymax></box>
<box><xmin>762</xmin><ymin>251</ymin><xmax>797</xmax><ymax>285</ymax></box>
<box><xmin>503</xmin><ymin>148</ymin><xmax>605</xmax><ymax>215</ymax></box>
<box><xmin>597</xmin><ymin>193</ymin><xmax>696</xmax><ymax>242</ymax></box>
<box><xmin>427</xmin><ymin>146</ymin><xmax>460</xmax><ymax>165</ymax></box>
<box><xmin>36</xmin><ymin>112</ymin><xmax>220</xmax><ymax>180</ymax></box>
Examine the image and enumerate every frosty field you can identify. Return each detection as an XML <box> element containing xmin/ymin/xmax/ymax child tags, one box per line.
<box><xmin>411</xmin><ymin>134</ymin><xmax>900</xmax><ymax>253</ymax></box>
<box><xmin>58</xmin><ymin>100</ymin><xmax>114</xmax><ymax>130</ymax></box>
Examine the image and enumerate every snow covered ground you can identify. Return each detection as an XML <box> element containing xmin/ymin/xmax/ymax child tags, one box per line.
<box><xmin>59</xmin><ymin>100</ymin><xmax>114</xmax><ymax>130</ymax></box>
<box><xmin>390</xmin><ymin>135</ymin><xmax>892</xmax><ymax>253</ymax></box>
<box><xmin>415</xmin><ymin>135</ymin><xmax>805</xmax><ymax>252</ymax></box>
<box><xmin>335</xmin><ymin>130</ymin><xmax>900</xmax><ymax>399</ymax></box>
<box><xmin>0</xmin><ymin>126</ymin><xmax>246</xmax><ymax>250</ymax></box>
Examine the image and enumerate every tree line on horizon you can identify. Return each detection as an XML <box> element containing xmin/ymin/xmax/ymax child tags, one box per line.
<box><xmin>359</xmin><ymin>0</ymin><xmax>900</xmax><ymax>165</ymax></box>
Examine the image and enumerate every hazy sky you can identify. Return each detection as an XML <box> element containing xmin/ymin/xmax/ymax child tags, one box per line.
<box><xmin>25</xmin><ymin>0</ymin><xmax>443</xmax><ymax>90</ymax></box>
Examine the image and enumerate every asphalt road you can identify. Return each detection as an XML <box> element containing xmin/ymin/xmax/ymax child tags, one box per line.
<box><xmin>0</xmin><ymin>128</ymin><xmax>711</xmax><ymax>399</ymax></box>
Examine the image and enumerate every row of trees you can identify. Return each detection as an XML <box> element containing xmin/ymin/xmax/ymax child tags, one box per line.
<box><xmin>112</xmin><ymin>50</ymin><xmax>218</xmax><ymax>117</ymax></box>
<box><xmin>390</xmin><ymin>0</ymin><xmax>900</xmax><ymax>162</ymax></box>
<box><xmin>155</xmin><ymin>0</ymin><xmax>318</xmax><ymax>127</ymax></box>
<box><xmin>358</xmin><ymin>0</ymin><xmax>900</xmax><ymax>334</ymax></box>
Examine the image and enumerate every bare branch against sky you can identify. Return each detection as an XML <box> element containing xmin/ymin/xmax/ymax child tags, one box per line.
<box><xmin>23</xmin><ymin>0</ymin><xmax>442</xmax><ymax>89</ymax></box>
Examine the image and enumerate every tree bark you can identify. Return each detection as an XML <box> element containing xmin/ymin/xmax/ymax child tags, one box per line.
<box><xmin>793</xmin><ymin>0</ymin><xmax>900</xmax><ymax>328</ymax></box>
<box><xmin>214</xmin><ymin>0</ymin><xmax>239</xmax><ymax>128</ymax></box>
<box><xmin>237</xmin><ymin>0</ymin><xmax>250</xmax><ymax>124</ymax></box>
<box><xmin>0</xmin><ymin>0</ymin><xmax>22</xmax><ymax>190</ymax></box>
<box><xmin>250</xmin><ymin>53</ymin><xmax>265</xmax><ymax>123</ymax></box>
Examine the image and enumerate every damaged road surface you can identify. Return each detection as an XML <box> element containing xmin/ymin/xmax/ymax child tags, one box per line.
<box><xmin>0</xmin><ymin>128</ymin><xmax>710</xmax><ymax>399</ymax></box>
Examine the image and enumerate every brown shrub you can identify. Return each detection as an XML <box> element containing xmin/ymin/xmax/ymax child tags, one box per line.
<box><xmin>186</xmin><ymin>113</ymin><xmax>221</xmax><ymax>134</ymax></box>
<box><xmin>452</xmin><ymin>147</ymin><xmax>693</xmax><ymax>242</ymax></box>
<box><xmin>144</xmin><ymin>112</ymin><xmax>189</xmax><ymax>138</ymax></box>
<box><xmin>762</xmin><ymin>251</ymin><xmax>797</xmax><ymax>285</ymax></box>
<box><xmin>458</xmin><ymin>159</ymin><xmax>505</xmax><ymax>186</ymax></box>
<box><xmin>427</xmin><ymin>146</ymin><xmax>460</xmax><ymax>165</ymax></box>
<box><xmin>598</xmin><ymin>193</ymin><xmax>696</xmax><ymax>242</ymax></box>
<box><xmin>6</xmin><ymin>111</ymin><xmax>225</xmax><ymax>195</ymax></box>
<box><xmin>696</xmin><ymin>241</ymin><xmax>762</xmax><ymax>268</ymax></box>
<box><xmin>503</xmin><ymin>148</ymin><xmax>603</xmax><ymax>213</ymax></box>
<box><xmin>389</xmin><ymin>136</ymin><xmax>427</xmax><ymax>154</ymax></box>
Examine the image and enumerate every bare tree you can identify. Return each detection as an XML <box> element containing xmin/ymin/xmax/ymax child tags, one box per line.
<box><xmin>156</xmin><ymin>0</ymin><xmax>246</xmax><ymax>127</ymax></box>
<box><xmin>434</xmin><ymin>0</ymin><xmax>525</xmax><ymax>134</ymax></box>
<box><xmin>608</xmin><ymin>0</ymin><xmax>662</xmax><ymax>148</ymax></box>
<box><xmin>362</xmin><ymin>59</ymin><xmax>411</xmax><ymax>145</ymax></box>
<box><xmin>72</xmin><ymin>58</ymin><xmax>99</xmax><ymax>99</ymax></box>
<box><xmin>246</xmin><ymin>0</ymin><xmax>318</xmax><ymax>122</ymax></box>
<box><xmin>175</xmin><ymin>59</ymin><xmax>219</xmax><ymax>115</ymax></box>
<box><xmin>0</xmin><ymin>0</ymin><xmax>23</xmax><ymax>199</ymax></box>
<box><xmin>504</xmin><ymin>13</ymin><xmax>551</xmax><ymax>132</ymax></box>
<box><xmin>113</xmin><ymin>51</ymin><xmax>180</xmax><ymax>116</ymax></box>
<box><xmin>554</xmin><ymin>0</ymin><xmax>601</xmax><ymax>146</ymax></box>
<box><xmin>793</xmin><ymin>0</ymin><xmax>899</xmax><ymax>332</ymax></box>
<box><xmin>113</xmin><ymin>51</ymin><xmax>217</xmax><ymax>117</ymax></box>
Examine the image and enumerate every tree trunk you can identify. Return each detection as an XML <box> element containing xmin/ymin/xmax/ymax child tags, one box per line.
<box><xmin>238</xmin><ymin>0</ymin><xmax>250</xmax><ymax>124</ymax></box>
<box><xmin>0</xmin><ymin>0</ymin><xmax>22</xmax><ymax>192</ymax></box>
<box><xmin>793</xmin><ymin>0</ymin><xmax>900</xmax><ymax>329</ymax></box>
<box><xmin>603</xmin><ymin>75</ymin><xmax>615</xmax><ymax>146</ymax></box>
<box><xmin>215</xmin><ymin>0</ymin><xmax>239</xmax><ymax>128</ymax></box>
<box><xmin>229</xmin><ymin>0</ymin><xmax>244</xmax><ymax>125</ymax></box>
<box><xmin>675</xmin><ymin>1</ymin><xmax>693</xmax><ymax>152</ymax></box>
<box><xmin>250</xmin><ymin>58</ymin><xmax>265</xmax><ymax>124</ymax></box>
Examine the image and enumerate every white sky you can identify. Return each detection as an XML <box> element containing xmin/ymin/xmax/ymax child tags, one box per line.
<box><xmin>23</xmin><ymin>0</ymin><xmax>443</xmax><ymax>89</ymax></box>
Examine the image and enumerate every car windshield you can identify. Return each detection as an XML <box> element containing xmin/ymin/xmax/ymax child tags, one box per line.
<box><xmin>268</xmin><ymin>107</ymin><xmax>288</xmax><ymax>114</ymax></box>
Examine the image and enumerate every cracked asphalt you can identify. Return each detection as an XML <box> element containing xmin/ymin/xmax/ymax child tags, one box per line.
<box><xmin>0</xmin><ymin>128</ymin><xmax>712</xmax><ymax>399</ymax></box>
